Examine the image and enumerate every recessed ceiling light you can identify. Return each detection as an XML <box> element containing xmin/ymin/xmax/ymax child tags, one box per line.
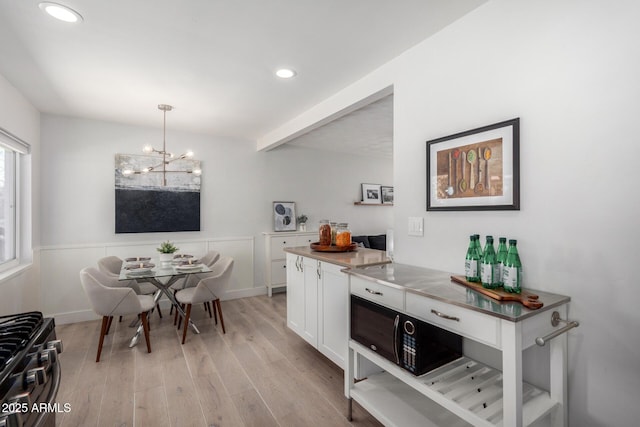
<box><xmin>275</xmin><ymin>68</ymin><xmax>297</xmax><ymax>79</ymax></box>
<box><xmin>39</xmin><ymin>2</ymin><xmax>83</xmax><ymax>23</ymax></box>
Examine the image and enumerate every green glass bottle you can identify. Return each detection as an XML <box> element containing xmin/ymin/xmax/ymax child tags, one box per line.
<box><xmin>465</xmin><ymin>235</ymin><xmax>480</xmax><ymax>282</ymax></box>
<box><xmin>481</xmin><ymin>236</ymin><xmax>500</xmax><ymax>289</ymax></box>
<box><xmin>503</xmin><ymin>239</ymin><xmax>522</xmax><ymax>293</ymax></box>
<box><xmin>473</xmin><ymin>234</ymin><xmax>482</xmax><ymax>255</ymax></box>
<box><xmin>496</xmin><ymin>237</ymin><xmax>508</xmax><ymax>286</ymax></box>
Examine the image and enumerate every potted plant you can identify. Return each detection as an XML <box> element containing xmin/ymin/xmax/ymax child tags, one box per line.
<box><xmin>297</xmin><ymin>214</ymin><xmax>308</xmax><ymax>231</ymax></box>
<box><xmin>157</xmin><ymin>240</ymin><xmax>179</xmax><ymax>263</ymax></box>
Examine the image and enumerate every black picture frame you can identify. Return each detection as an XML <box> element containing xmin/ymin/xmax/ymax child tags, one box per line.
<box><xmin>426</xmin><ymin>118</ymin><xmax>520</xmax><ymax>211</ymax></box>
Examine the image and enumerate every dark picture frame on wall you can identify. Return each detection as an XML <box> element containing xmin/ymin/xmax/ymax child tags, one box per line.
<box><xmin>381</xmin><ymin>186</ymin><xmax>394</xmax><ymax>205</ymax></box>
<box><xmin>426</xmin><ymin>118</ymin><xmax>520</xmax><ymax>211</ymax></box>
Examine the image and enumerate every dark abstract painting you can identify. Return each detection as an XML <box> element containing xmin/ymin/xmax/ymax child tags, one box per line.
<box><xmin>115</xmin><ymin>154</ymin><xmax>201</xmax><ymax>233</ymax></box>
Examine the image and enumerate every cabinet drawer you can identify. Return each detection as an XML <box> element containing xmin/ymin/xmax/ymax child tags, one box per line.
<box><xmin>406</xmin><ymin>294</ymin><xmax>500</xmax><ymax>348</ymax></box>
<box><xmin>350</xmin><ymin>276</ymin><xmax>404</xmax><ymax>311</ymax></box>
<box><xmin>270</xmin><ymin>236</ymin><xmax>296</xmax><ymax>259</ymax></box>
<box><xmin>271</xmin><ymin>260</ymin><xmax>287</xmax><ymax>284</ymax></box>
<box><xmin>295</xmin><ymin>234</ymin><xmax>315</xmax><ymax>246</ymax></box>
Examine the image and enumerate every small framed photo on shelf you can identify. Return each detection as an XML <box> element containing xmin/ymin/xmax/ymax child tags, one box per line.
<box><xmin>273</xmin><ymin>201</ymin><xmax>296</xmax><ymax>231</ymax></box>
<box><xmin>426</xmin><ymin>118</ymin><xmax>520</xmax><ymax>211</ymax></box>
<box><xmin>381</xmin><ymin>186</ymin><xmax>394</xmax><ymax>205</ymax></box>
<box><xmin>361</xmin><ymin>183</ymin><xmax>382</xmax><ymax>204</ymax></box>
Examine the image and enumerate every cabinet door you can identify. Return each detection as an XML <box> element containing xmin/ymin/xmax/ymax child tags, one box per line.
<box><xmin>286</xmin><ymin>254</ymin><xmax>304</xmax><ymax>335</ymax></box>
<box><xmin>302</xmin><ymin>256</ymin><xmax>319</xmax><ymax>347</ymax></box>
<box><xmin>318</xmin><ymin>261</ymin><xmax>348</xmax><ymax>368</ymax></box>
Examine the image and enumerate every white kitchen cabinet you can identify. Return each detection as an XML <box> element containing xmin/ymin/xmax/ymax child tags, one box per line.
<box><xmin>345</xmin><ymin>264</ymin><xmax>576</xmax><ymax>427</ymax></box>
<box><xmin>263</xmin><ymin>231</ymin><xmax>315</xmax><ymax>297</ymax></box>
<box><xmin>285</xmin><ymin>253</ymin><xmax>349</xmax><ymax>368</ymax></box>
<box><xmin>285</xmin><ymin>253</ymin><xmax>305</xmax><ymax>337</ymax></box>
<box><xmin>317</xmin><ymin>260</ymin><xmax>349</xmax><ymax>367</ymax></box>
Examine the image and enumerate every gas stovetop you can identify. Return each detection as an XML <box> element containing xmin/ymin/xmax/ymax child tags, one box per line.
<box><xmin>0</xmin><ymin>312</ymin><xmax>61</xmax><ymax>427</ymax></box>
<box><xmin>0</xmin><ymin>312</ymin><xmax>44</xmax><ymax>370</ymax></box>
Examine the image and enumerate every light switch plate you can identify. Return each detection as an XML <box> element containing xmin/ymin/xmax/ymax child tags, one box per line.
<box><xmin>408</xmin><ymin>217</ymin><xmax>424</xmax><ymax>236</ymax></box>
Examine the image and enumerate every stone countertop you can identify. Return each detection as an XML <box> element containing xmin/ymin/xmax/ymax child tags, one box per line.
<box><xmin>283</xmin><ymin>246</ymin><xmax>391</xmax><ymax>269</ymax></box>
<box><xmin>345</xmin><ymin>263</ymin><xmax>571</xmax><ymax>322</ymax></box>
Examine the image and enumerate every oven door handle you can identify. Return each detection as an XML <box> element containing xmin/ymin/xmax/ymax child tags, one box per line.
<box><xmin>393</xmin><ymin>314</ymin><xmax>400</xmax><ymax>364</ymax></box>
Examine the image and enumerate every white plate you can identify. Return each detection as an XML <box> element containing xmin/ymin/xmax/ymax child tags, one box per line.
<box><xmin>175</xmin><ymin>264</ymin><xmax>203</xmax><ymax>272</ymax></box>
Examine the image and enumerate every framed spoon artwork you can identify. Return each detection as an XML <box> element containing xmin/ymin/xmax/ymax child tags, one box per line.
<box><xmin>426</xmin><ymin>118</ymin><xmax>520</xmax><ymax>211</ymax></box>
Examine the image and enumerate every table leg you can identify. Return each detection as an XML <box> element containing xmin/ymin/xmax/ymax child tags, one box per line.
<box><xmin>128</xmin><ymin>275</ymin><xmax>200</xmax><ymax>348</ymax></box>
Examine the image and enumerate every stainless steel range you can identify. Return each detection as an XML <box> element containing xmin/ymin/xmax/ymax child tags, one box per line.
<box><xmin>0</xmin><ymin>312</ymin><xmax>62</xmax><ymax>427</ymax></box>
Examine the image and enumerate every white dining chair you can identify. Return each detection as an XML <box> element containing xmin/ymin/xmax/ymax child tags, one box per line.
<box><xmin>174</xmin><ymin>256</ymin><xmax>234</xmax><ymax>344</ymax></box>
<box><xmin>98</xmin><ymin>255</ymin><xmax>164</xmax><ymax>319</ymax></box>
<box><xmin>170</xmin><ymin>250</ymin><xmax>221</xmax><ymax>317</ymax></box>
<box><xmin>80</xmin><ymin>267</ymin><xmax>154</xmax><ymax>362</ymax></box>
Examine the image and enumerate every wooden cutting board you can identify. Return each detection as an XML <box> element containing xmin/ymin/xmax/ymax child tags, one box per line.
<box><xmin>450</xmin><ymin>275</ymin><xmax>543</xmax><ymax>310</ymax></box>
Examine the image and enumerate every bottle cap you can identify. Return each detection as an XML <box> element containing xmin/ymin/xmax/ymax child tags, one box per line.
<box><xmin>509</xmin><ymin>239</ymin><xmax>517</xmax><ymax>245</ymax></box>
<box><xmin>499</xmin><ymin>237</ymin><xmax>506</xmax><ymax>242</ymax></box>
<box><xmin>487</xmin><ymin>236</ymin><xmax>494</xmax><ymax>242</ymax></box>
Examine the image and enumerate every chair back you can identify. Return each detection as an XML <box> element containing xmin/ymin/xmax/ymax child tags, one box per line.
<box><xmin>192</xmin><ymin>257</ymin><xmax>234</xmax><ymax>303</ymax></box>
<box><xmin>80</xmin><ymin>267</ymin><xmax>143</xmax><ymax>316</ymax></box>
<box><xmin>98</xmin><ymin>256</ymin><xmax>123</xmax><ymax>277</ymax></box>
<box><xmin>200</xmin><ymin>251</ymin><xmax>220</xmax><ymax>267</ymax></box>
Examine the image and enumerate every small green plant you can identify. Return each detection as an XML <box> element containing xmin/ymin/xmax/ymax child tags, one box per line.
<box><xmin>297</xmin><ymin>214</ymin><xmax>308</xmax><ymax>224</ymax></box>
<box><xmin>157</xmin><ymin>240</ymin><xmax>179</xmax><ymax>254</ymax></box>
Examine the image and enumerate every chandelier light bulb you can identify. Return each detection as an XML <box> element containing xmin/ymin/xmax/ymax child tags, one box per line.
<box><xmin>143</xmin><ymin>145</ymin><xmax>153</xmax><ymax>154</ymax></box>
<box><xmin>185</xmin><ymin>150</ymin><xmax>194</xmax><ymax>158</ymax></box>
<box><xmin>193</xmin><ymin>168</ymin><xmax>202</xmax><ymax>176</ymax></box>
<box><xmin>122</xmin><ymin>169</ymin><xmax>133</xmax><ymax>176</ymax></box>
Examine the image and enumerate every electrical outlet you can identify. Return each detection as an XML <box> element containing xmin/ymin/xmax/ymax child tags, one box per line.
<box><xmin>408</xmin><ymin>217</ymin><xmax>424</xmax><ymax>236</ymax></box>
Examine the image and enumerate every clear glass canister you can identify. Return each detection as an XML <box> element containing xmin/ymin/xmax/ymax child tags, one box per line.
<box><xmin>318</xmin><ymin>220</ymin><xmax>332</xmax><ymax>246</ymax></box>
<box><xmin>330</xmin><ymin>222</ymin><xmax>337</xmax><ymax>245</ymax></box>
<box><xmin>336</xmin><ymin>223</ymin><xmax>351</xmax><ymax>247</ymax></box>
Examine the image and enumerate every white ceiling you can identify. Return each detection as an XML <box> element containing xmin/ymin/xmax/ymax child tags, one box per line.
<box><xmin>0</xmin><ymin>0</ymin><xmax>485</xmax><ymax>145</ymax></box>
<box><xmin>287</xmin><ymin>94</ymin><xmax>394</xmax><ymax>158</ymax></box>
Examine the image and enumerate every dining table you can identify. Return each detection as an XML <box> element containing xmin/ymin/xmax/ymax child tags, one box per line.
<box><xmin>118</xmin><ymin>256</ymin><xmax>212</xmax><ymax>347</ymax></box>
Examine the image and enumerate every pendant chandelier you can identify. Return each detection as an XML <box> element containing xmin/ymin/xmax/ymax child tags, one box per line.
<box><xmin>122</xmin><ymin>104</ymin><xmax>201</xmax><ymax>186</ymax></box>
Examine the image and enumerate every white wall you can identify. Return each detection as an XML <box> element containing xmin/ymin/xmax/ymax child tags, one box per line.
<box><xmin>262</xmin><ymin>0</ymin><xmax>640</xmax><ymax>425</ymax></box>
<box><xmin>38</xmin><ymin>114</ymin><xmax>392</xmax><ymax>321</ymax></box>
<box><xmin>393</xmin><ymin>2</ymin><xmax>639</xmax><ymax>425</ymax></box>
<box><xmin>0</xmin><ymin>73</ymin><xmax>41</xmax><ymax>315</ymax></box>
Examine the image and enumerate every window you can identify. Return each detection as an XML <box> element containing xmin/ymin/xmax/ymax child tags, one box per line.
<box><xmin>0</xmin><ymin>127</ymin><xmax>30</xmax><ymax>272</ymax></box>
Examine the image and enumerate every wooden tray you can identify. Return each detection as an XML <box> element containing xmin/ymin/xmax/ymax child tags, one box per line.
<box><xmin>310</xmin><ymin>242</ymin><xmax>358</xmax><ymax>252</ymax></box>
<box><xmin>450</xmin><ymin>275</ymin><xmax>543</xmax><ymax>310</ymax></box>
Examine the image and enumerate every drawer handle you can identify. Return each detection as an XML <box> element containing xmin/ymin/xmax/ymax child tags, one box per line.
<box><xmin>365</xmin><ymin>288</ymin><xmax>383</xmax><ymax>296</ymax></box>
<box><xmin>431</xmin><ymin>309</ymin><xmax>460</xmax><ymax>322</ymax></box>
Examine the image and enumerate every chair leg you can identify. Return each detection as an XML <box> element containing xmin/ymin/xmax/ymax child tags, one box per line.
<box><xmin>106</xmin><ymin>316</ymin><xmax>114</xmax><ymax>335</ymax></box>
<box><xmin>177</xmin><ymin>304</ymin><xmax>185</xmax><ymax>330</ymax></box>
<box><xmin>213</xmin><ymin>301</ymin><xmax>218</xmax><ymax>325</ymax></box>
<box><xmin>173</xmin><ymin>303</ymin><xmax>179</xmax><ymax>326</ymax></box>
<box><xmin>141</xmin><ymin>312</ymin><xmax>152</xmax><ymax>354</ymax></box>
<box><xmin>156</xmin><ymin>304</ymin><xmax>163</xmax><ymax>319</ymax></box>
<box><xmin>119</xmin><ymin>316</ymin><xmax>123</xmax><ymax>322</ymax></box>
<box><xmin>215</xmin><ymin>299</ymin><xmax>225</xmax><ymax>334</ymax></box>
<box><xmin>181</xmin><ymin>304</ymin><xmax>192</xmax><ymax>344</ymax></box>
<box><xmin>96</xmin><ymin>316</ymin><xmax>109</xmax><ymax>362</ymax></box>
<box><xmin>205</xmin><ymin>301</ymin><xmax>212</xmax><ymax>318</ymax></box>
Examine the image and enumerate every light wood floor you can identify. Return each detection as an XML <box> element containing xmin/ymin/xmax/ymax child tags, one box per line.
<box><xmin>55</xmin><ymin>293</ymin><xmax>382</xmax><ymax>427</ymax></box>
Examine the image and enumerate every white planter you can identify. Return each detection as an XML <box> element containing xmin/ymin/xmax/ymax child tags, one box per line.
<box><xmin>159</xmin><ymin>253</ymin><xmax>174</xmax><ymax>264</ymax></box>
<box><xmin>299</xmin><ymin>223</ymin><xmax>307</xmax><ymax>232</ymax></box>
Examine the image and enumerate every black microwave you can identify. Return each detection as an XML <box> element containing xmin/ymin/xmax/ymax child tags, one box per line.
<box><xmin>351</xmin><ymin>295</ymin><xmax>463</xmax><ymax>376</ymax></box>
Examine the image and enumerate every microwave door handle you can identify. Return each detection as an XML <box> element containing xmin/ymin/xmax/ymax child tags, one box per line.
<box><xmin>393</xmin><ymin>314</ymin><xmax>400</xmax><ymax>364</ymax></box>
